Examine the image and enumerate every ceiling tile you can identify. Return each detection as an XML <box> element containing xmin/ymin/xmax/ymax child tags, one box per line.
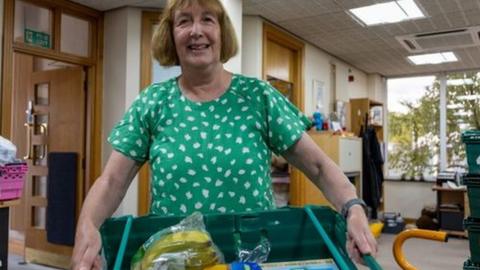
<box><xmin>443</xmin><ymin>11</ymin><xmax>470</xmax><ymax>28</ymax></box>
<box><xmin>428</xmin><ymin>0</ymin><xmax>462</xmax><ymax>14</ymax></box>
<box><xmin>457</xmin><ymin>0</ymin><xmax>480</xmax><ymax>11</ymax></box>
<box><xmin>412</xmin><ymin>18</ymin><xmax>437</xmax><ymax>33</ymax></box>
<box><xmin>417</xmin><ymin>0</ymin><xmax>443</xmax><ymax>17</ymax></box>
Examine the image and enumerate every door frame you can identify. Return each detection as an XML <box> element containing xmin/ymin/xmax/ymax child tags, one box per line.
<box><xmin>262</xmin><ymin>22</ymin><xmax>304</xmax><ymax>110</ymax></box>
<box><xmin>138</xmin><ymin>10</ymin><xmax>162</xmax><ymax>215</ymax></box>
<box><xmin>262</xmin><ymin>22</ymin><xmax>306</xmax><ymax>206</ymax></box>
<box><xmin>1</xmin><ymin>0</ymin><xmax>103</xmax><ymax>199</ymax></box>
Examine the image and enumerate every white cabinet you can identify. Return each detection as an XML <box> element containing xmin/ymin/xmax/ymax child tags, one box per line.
<box><xmin>339</xmin><ymin>137</ymin><xmax>362</xmax><ymax>172</ymax></box>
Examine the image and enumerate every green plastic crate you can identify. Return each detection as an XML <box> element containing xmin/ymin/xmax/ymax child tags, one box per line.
<box><xmin>462</xmin><ymin>130</ymin><xmax>480</xmax><ymax>175</ymax></box>
<box><xmin>465</xmin><ymin>217</ymin><xmax>480</xmax><ymax>264</ymax></box>
<box><xmin>100</xmin><ymin>206</ymin><xmax>381</xmax><ymax>270</ymax></box>
<box><xmin>463</xmin><ymin>175</ymin><xmax>480</xmax><ymax>218</ymax></box>
<box><xmin>464</xmin><ymin>259</ymin><xmax>480</xmax><ymax>269</ymax></box>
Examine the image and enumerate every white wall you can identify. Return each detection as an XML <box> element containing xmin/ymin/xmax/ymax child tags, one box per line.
<box><xmin>384</xmin><ymin>181</ymin><xmax>436</xmax><ymax>219</ymax></box>
<box><xmin>304</xmin><ymin>44</ymin><xmax>331</xmax><ymax>115</ymax></box>
<box><xmin>342</xmin><ymin>64</ymin><xmax>369</xmax><ymax>100</ymax></box>
<box><xmin>103</xmin><ymin>7</ymin><xmax>141</xmax><ymax>216</ymax></box>
<box><xmin>333</xmin><ymin>62</ymin><xmax>369</xmax><ymax>102</ymax></box>
<box><xmin>367</xmin><ymin>74</ymin><xmax>386</xmax><ymax>102</ymax></box>
<box><xmin>242</xmin><ymin>16</ymin><xmax>262</xmax><ymax>78</ymax></box>
<box><xmin>221</xmin><ymin>0</ymin><xmax>242</xmax><ymax>74</ymax></box>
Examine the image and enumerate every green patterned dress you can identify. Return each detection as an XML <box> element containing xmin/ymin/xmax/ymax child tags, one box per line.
<box><xmin>108</xmin><ymin>74</ymin><xmax>311</xmax><ymax>215</ymax></box>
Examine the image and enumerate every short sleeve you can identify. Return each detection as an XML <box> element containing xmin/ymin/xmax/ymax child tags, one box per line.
<box><xmin>107</xmin><ymin>90</ymin><xmax>153</xmax><ymax>163</ymax></box>
<box><xmin>264</xmin><ymin>84</ymin><xmax>312</xmax><ymax>155</ymax></box>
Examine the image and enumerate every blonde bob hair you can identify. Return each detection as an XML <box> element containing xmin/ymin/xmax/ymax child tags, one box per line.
<box><xmin>152</xmin><ymin>0</ymin><xmax>238</xmax><ymax>66</ymax></box>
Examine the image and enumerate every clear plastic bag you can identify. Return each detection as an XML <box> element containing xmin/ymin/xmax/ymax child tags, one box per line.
<box><xmin>131</xmin><ymin>212</ymin><xmax>224</xmax><ymax>270</ymax></box>
<box><xmin>235</xmin><ymin>233</ymin><xmax>271</xmax><ymax>264</ymax></box>
<box><xmin>0</xmin><ymin>136</ymin><xmax>17</xmax><ymax>166</ymax></box>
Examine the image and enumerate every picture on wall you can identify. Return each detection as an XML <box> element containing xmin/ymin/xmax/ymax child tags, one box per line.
<box><xmin>312</xmin><ymin>79</ymin><xmax>325</xmax><ymax>114</ymax></box>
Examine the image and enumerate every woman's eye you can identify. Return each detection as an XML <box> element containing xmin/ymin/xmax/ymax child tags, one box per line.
<box><xmin>203</xmin><ymin>16</ymin><xmax>215</xmax><ymax>23</ymax></box>
<box><xmin>176</xmin><ymin>18</ymin><xmax>189</xmax><ymax>26</ymax></box>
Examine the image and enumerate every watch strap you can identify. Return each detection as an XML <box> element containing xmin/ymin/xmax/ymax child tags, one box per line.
<box><xmin>341</xmin><ymin>198</ymin><xmax>367</xmax><ymax>219</ymax></box>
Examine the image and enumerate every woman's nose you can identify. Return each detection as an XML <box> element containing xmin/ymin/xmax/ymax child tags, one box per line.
<box><xmin>190</xmin><ymin>21</ymin><xmax>202</xmax><ymax>37</ymax></box>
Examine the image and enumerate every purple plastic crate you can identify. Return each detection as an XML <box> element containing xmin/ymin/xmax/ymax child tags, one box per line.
<box><xmin>0</xmin><ymin>163</ymin><xmax>28</xmax><ymax>200</ymax></box>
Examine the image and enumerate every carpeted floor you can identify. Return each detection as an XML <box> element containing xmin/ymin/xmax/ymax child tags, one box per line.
<box><xmin>358</xmin><ymin>233</ymin><xmax>469</xmax><ymax>270</ymax></box>
<box><xmin>9</xmin><ymin>233</ymin><xmax>469</xmax><ymax>269</ymax></box>
<box><xmin>7</xmin><ymin>255</ymin><xmax>60</xmax><ymax>270</ymax></box>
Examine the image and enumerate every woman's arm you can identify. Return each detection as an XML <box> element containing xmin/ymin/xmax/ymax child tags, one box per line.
<box><xmin>282</xmin><ymin>133</ymin><xmax>377</xmax><ymax>263</ymax></box>
<box><xmin>72</xmin><ymin>150</ymin><xmax>142</xmax><ymax>269</ymax></box>
<box><xmin>282</xmin><ymin>133</ymin><xmax>356</xmax><ymax>211</ymax></box>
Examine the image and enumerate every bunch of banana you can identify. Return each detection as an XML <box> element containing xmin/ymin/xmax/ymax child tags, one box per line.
<box><xmin>133</xmin><ymin>230</ymin><xmax>221</xmax><ymax>270</ymax></box>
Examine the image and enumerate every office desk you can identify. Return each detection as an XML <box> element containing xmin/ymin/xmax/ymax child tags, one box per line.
<box><xmin>0</xmin><ymin>199</ymin><xmax>20</xmax><ymax>270</ymax></box>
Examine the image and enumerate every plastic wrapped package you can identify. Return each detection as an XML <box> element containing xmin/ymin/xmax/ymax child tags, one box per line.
<box><xmin>235</xmin><ymin>233</ymin><xmax>270</xmax><ymax>264</ymax></box>
<box><xmin>0</xmin><ymin>136</ymin><xmax>17</xmax><ymax>165</ymax></box>
<box><xmin>130</xmin><ymin>212</ymin><xmax>224</xmax><ymax>270</ymax></box>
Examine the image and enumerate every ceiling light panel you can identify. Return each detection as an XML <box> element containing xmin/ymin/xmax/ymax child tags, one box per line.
<box><xmin>407</xmin><ymin>52</ymin><xmax>458</xmax><ymax>65</ymax></box>
<box><xmin>348</xmin><ymin>0</ymin><xmax>425</xmax><ymax>26</ymax></box>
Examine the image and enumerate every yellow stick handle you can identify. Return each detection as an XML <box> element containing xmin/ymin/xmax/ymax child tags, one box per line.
<box><xmin>393</xmin><ymin>229</ymin><xmax>447</xmax><ymax>270</ymax></box>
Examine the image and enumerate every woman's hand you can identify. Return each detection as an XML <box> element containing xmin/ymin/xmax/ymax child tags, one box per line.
<box><xmin>72</xmin><ymin>220</ymin><xmax>103</xmax><ymax>270</ymax></box>
<box><xmin>346</xmin><ymin>205</ymin><xmax>378</xmax><ymax>265</ymax></box>
<box><xmin>71</xmin><ymin>151</ymin><xmax>141</xmax><ymax>269</ymax></box>
<box><xmin>280</xmin><ymin>134</ymin><xmax>377</xmax><ymax>264</ymax></box>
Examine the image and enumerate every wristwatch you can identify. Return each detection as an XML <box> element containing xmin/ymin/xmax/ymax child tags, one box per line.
<box><xmin>341</xmin><ymin>198</ymin><xmax>368</xmax><ymax>219</ymax></box>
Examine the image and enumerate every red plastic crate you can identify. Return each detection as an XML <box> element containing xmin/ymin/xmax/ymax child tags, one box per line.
<box><xmin>0</xmin><ymin>163</ymin><xmax>28</xmax><ymax>200</ymax></box>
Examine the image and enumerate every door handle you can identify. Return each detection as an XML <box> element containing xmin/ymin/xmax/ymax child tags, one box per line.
<box><xmin>23</xmin><ymin>100</ymin><xmax>49</xmax><ymax>161</ymax></box>
<box><xmin>23</xmin><ymin>123</ymin><xmax>34</xmax><ymax>160</ymax></box>
<box><xmin>24</xmin><ymin>100</ymin><xmax>35</xmax><ymax>160</ymax></box>
<box><xmin>37</xmin><ymin>124</ymin><xmax>48</xmax><ymax>160</ymax></box>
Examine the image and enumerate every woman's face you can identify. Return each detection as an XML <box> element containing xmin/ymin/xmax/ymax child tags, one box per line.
<box><xmin>172</xmin><ymin>3</ymin><xmax>222</xmax><ymax>69</ymax></box>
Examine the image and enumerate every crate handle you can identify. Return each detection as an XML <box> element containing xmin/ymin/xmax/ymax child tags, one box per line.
<box><xmin>304</xmin><ymin>206</ymin><xmax>382</xmax><ymax>270</ymax></box>
<box><xmin>112</xmin><ymin>215</ymin><xmax>133</xmax><ymax>270</ymax></box>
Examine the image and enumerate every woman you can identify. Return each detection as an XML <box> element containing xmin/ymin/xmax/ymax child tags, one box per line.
<box><xmin>72</xmin><ymin>0</ymin><xmax>377</xmax><ymax>269</ymax></box>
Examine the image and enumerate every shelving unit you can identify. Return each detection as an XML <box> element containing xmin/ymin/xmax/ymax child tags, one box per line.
<box><xmin>349</xmin><ymin>98</ymin><xmax>384</xmax><ymax>140</ymax></box>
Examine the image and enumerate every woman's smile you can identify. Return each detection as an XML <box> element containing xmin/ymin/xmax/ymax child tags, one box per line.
<box><xmin>187</xmin><ymin>43</ymin><xmax>211</xmax><ymax>52</ymax></box>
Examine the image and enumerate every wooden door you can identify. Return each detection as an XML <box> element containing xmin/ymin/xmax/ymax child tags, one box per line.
<box><xmin>10</xmin><ymin>53</ymin><xmax>86</xmax><ymax>269</ymax></box>
<box><xmin>262</xmin><ymin>23</ymin><xmax>305</xmax><ymax>206</ymax></box>
<box><xmin>263</xmin><ymin>23</ymin><xmax>304</xmax><ymax>109</ymax></box>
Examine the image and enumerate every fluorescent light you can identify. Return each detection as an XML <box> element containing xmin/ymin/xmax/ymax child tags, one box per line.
<box><xmin>397</xmin><ymin>0</ymin><xmax>424</xmax><ymax>18</ymax></box>
<box><xmin>442</xmin><ymin>52</ymin><xmax>457</xmax><ymax>62</ymax></box>
<box><xmin>407</xmin><ymin>52</ymin><xmax>458</xmax><ymax>65</ymax></box>
<box><xmin>349</xmin><ymin>0</ymin><xmax>425</xmax><ymax>26</ymax></box>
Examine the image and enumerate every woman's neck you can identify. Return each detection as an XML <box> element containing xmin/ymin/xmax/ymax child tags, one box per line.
<box><xmin>179</xmin><ymin>64</ymin><xmax>231</xmax><ymax>102</ymax></box>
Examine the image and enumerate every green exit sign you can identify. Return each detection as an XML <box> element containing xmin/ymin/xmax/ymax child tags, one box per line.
<box><xmin>24</xmin><ymin>28</ymin><xmax>50</xmax><ymax>49</ymax></box>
